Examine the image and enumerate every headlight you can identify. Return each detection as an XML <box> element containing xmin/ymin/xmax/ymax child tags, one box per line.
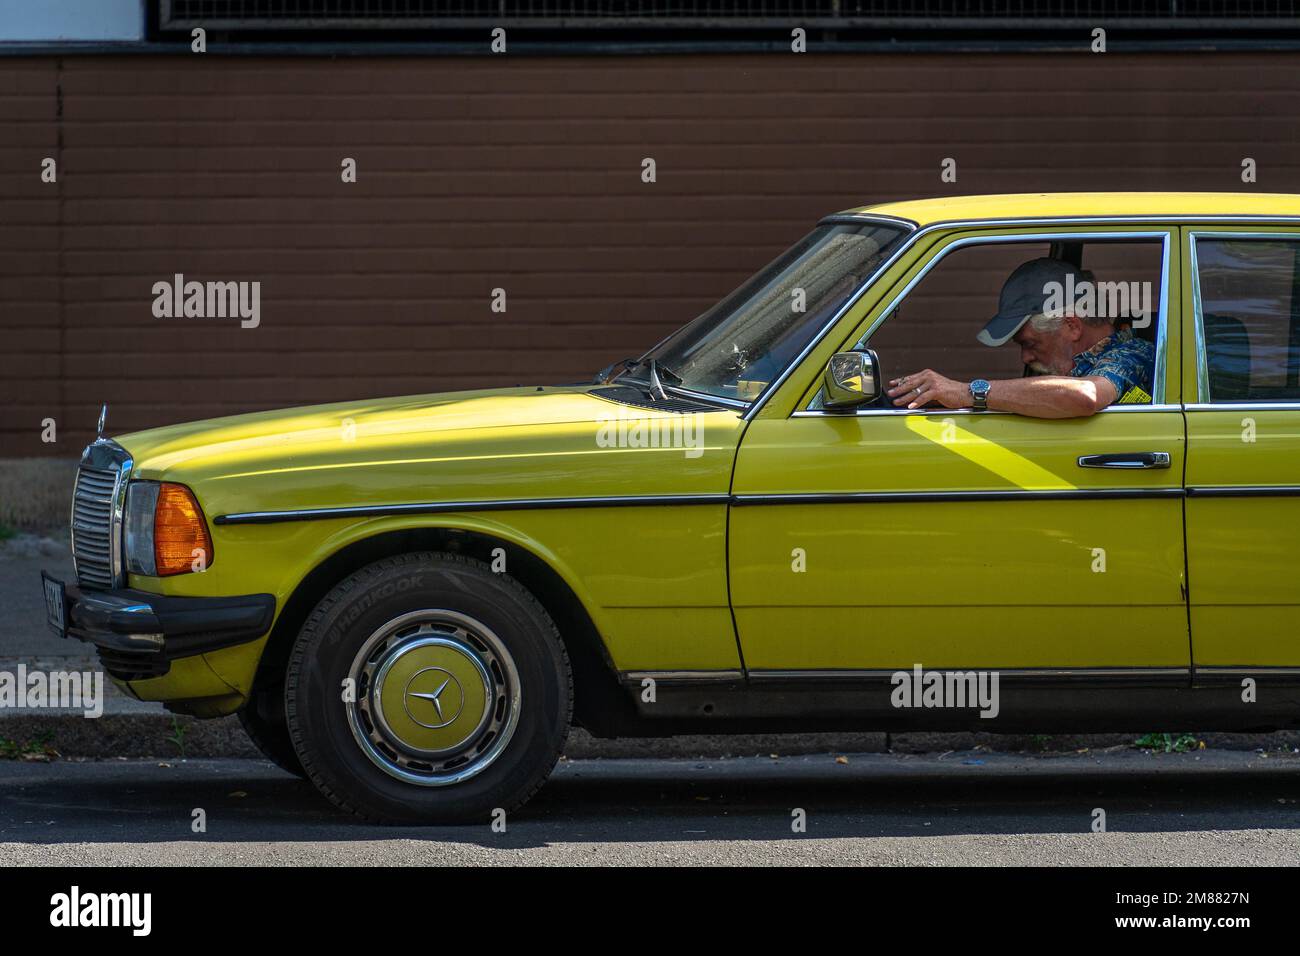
<box><xmin>125</xmin><ymin>481</ymin><xmax>213</xmax><ymax>577</ymax></box>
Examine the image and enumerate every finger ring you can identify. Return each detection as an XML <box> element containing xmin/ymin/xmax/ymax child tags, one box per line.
<box><xmin>914</xmin><ymin>386</ymin><xmax>922</xmax><ymax>395</ymax></box>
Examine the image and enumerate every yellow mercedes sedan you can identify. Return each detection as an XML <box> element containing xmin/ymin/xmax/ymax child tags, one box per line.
<box><xmin>42</xmin><ymin>193</ymin><xmax>1300</xmax><ymax>822</ymax></box>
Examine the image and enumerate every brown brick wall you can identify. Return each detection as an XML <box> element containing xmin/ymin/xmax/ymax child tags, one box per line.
<box><xmin>3</xmin><ymin>52</ymin><xmax>1300</xmax><ymax>455</ymax></box>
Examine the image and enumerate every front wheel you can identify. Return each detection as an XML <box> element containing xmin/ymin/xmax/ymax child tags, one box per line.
<box><xmin>285</xmin><ymin>552</ymin><xmax>572</xmax><ymax>824</ymax></box>
<box><xmin>237</xmin><ymin>683</ymin><xmax>305</xmax><ymax>778</ymax></box>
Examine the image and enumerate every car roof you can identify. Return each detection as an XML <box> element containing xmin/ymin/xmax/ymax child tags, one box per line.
<box><xmin>843</xmin><ymin>192</ymin><xmax>1300</xmax><ymax>227</ymax></box>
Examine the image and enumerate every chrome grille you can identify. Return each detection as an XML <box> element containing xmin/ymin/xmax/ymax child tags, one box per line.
<box><xmin>71</xmin><ymin>464</ymin><xmax>122</xmax><ymax>590</ymax></box>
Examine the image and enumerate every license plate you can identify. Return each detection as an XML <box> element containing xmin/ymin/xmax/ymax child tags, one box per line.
<box><xmin>41</xmin><ymin>573</ymin><xmax>67</xmax><ymax>639</ymax></box>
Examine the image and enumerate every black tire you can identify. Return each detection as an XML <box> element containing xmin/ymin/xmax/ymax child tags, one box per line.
<box><xmin>285</xmin><ymin>552</ymin><xmax>572</xmax><ymax>824</ymax></box>
<box><xmin>237</xmin><ymin>685</ymin><xmax>307</xmax><ymax>779</ymax></box>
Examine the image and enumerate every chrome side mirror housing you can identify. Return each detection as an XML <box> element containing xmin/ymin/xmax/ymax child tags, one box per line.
<box><xmin>823</xmin><ymin>349</ymin><xmax>882</xmax><ymax>409</ymax></box>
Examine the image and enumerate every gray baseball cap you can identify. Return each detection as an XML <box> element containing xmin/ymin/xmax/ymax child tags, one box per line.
<box><xmin>977</xmin><ymin>257</ymin><xmax>1095</xmax><ymax>347</ymax></box>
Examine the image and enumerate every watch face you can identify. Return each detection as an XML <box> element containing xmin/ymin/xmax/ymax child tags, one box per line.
<box><xmin>972</xmin><ymin>379</ymin><xmax>990</xmax><ymax>395</ymax></box>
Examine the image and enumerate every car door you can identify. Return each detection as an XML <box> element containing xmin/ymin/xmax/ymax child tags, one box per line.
<box><xmin>729</xmin><ymin>224</ymin><xmax>1190</xmax><ymax>679</ymax></box>
<box><xmin>1184</xmin><ymin>227</ymin><xmax>1300</xmax><ymax>678</ymax></box>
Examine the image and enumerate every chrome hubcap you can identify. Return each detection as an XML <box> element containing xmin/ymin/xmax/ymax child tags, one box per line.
<box><xmin>346</xmin><ymin>609</ymin><xmax>520</xmax><ymax>787</ymax></box>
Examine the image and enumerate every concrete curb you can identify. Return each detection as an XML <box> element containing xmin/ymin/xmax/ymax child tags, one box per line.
<box><xmin>2</xmin><ymin>711</ymin><xmax>1299</xmax><ymax>762</ymax></box>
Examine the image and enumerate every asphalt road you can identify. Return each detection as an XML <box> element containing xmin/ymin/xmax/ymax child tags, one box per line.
<box><xmin>1</xmin><ymin>750</ymin><xmax>1298</xmax><ymax>866</ymax></box>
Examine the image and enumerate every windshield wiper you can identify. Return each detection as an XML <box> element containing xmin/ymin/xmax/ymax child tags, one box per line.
<box><xmin>594</xmin><ymin>357</ymin><xmax>636</xmax><ymax>384</ymax></box>
<box><xmin>615</xmin><ymin>357</ymin><xmax>682</xmax><ymax>401</ymax></box>
<box><xmin>645</xmin><ymin>358</ymin><xmax>668</xmax><ymax>401</ymax></box>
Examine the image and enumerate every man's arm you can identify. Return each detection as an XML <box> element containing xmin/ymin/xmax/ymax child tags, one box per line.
<box><xmin>984</xmin><ymin>375</ymin><xmax>1117</xmax><ymax>418</ymax></box>
<box><xmin>885</xmin><ymin>369</ymin><xmax>1117</xmax><ymax>419</ymax></box>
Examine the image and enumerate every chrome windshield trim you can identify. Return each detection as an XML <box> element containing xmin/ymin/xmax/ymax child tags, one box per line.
<box><xmin>594</xmin><ymin>380</ymin><xmax>746</xmax><ymax>411</ymax></box>
<box><xmin>818</xmin><ymin>212</ymin><xmax>921</xmax><ymax>230</ymax></box>
<box><xmin>214</xmin><ymin>493</ymin><xmax>731</xmax><ymax>526</ymax></box>
<box><xmin>740</xmin><ymin>219</ymin><xmax>919</xmax><ymax>422</ymax></box>
<box><xmin>745</xmin><ymin>214</ymin><xmax>1300</xmax><ymax>424</ymax></box>
<box><xmin>662</xmin><ymin>384</ymin><xmax>750</xmax><ymax>410</ymax></box>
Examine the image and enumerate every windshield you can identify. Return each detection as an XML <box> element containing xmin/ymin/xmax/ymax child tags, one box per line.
<box><xmin>624</xmin><ymin>221</ymin><xmax>908</xmax><ymax>402</ymax></box>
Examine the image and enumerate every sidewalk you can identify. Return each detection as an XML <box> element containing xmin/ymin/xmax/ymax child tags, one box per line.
<box><xmin>0</xmin><ymin>538</ymin><xmax>160</xmax><ymax>716</ymax></box>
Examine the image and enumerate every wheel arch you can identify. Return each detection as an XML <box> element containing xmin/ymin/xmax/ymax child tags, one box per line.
<box><xmin>254</xmin><ymin>524</ymin><xmax>637</xmax><ymax>736</ymax></box>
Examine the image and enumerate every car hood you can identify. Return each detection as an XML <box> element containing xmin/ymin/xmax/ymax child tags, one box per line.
<box><xmin>119</xmin><ymin>386</ymin><xmax>647</xmax><ymax>476</ymax></box>
<box><xmin>115</xmin><ymin>385</ymin><xmax>743</xmax><ymax>519</ymax></box>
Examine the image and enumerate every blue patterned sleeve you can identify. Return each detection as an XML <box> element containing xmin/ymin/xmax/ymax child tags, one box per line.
<box><xmin>1088</xmin><ymin>341</ymin><xmax>1154</xmax><ymax>396</ymax></box>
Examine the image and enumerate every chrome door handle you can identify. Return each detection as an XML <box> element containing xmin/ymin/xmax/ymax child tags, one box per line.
<box><xmin>1077</xmin><ymin>452</ymin><xmax>1171</xmax><ymax>469</ymax></box>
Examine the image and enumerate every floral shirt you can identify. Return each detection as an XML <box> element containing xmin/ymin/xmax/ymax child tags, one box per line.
<box><xmin>1070</xmin><ymin>328</ymin><xmax>1155</xmax><ymax>400</ymax></box>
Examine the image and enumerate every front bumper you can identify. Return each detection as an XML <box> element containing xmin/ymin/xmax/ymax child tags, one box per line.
<box><xmin>65</xmin><ymin>584</ymin><xmax>276</xmax><ymax>681</ymax></box>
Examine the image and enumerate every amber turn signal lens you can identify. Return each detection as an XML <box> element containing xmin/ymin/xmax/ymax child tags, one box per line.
<box><xmin>153</xmin><ymin>483</ymin><xmax>213</xmax><ymax>576</ymax></box>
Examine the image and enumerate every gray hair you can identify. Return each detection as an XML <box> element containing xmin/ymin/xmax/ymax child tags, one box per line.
<box><xmin>1028</xmin><ymin>311</ymin><xmax>1114</xmax><ymax>333</ymax></box>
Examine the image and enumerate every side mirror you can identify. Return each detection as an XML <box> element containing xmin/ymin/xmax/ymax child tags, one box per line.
<box><xmin>823</xmin><ymin>349</ymin><xmax>882</xmax><ymax>409</ymax></box>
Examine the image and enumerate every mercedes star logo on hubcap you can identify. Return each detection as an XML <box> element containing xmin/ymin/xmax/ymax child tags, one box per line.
<box><xmin>402</xmin><ymin>667</ymin><xmax>465</xmax><ymax>729</ymax></box>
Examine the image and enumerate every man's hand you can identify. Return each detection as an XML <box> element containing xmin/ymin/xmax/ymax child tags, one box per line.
<box><xmin>886</xmin><ymin>369</ymin><xmax>970</xmax><ymax>410</ymax></box>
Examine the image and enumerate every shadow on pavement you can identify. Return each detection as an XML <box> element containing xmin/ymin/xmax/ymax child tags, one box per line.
<box><xmin>2</xmin><ymin>752</ymin><xmax>1298</xmax><ymax>848</ymax></box>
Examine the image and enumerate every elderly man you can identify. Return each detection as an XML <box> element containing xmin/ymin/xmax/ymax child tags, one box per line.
<box><xmin>885</xmin><ymin>257</ymin><xmax>1155</xmax><ymax>418</ymax></box>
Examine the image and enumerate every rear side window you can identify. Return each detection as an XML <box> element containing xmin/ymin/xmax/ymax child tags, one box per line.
<box><xmin>1195</xmin><ymin>238</ymin><xmax>1300</xmax><ymax>403</ymax></box>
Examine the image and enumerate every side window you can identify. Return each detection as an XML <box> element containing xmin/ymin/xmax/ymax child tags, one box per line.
<box><xmin>831</xmin><ymin>237</ymin><xmax>1164</xmax><ymax>409</ymax></box>
<box><xmin>1195</xmin><ymin>238</ymin><xmax>1300</xmax><ymax>403</ymax></box>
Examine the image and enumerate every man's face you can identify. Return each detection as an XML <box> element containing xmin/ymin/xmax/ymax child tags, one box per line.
<box><xmin>1012</xmin><ymin>317</ymin><xmax>1079</xmax><ymax>375</ymax></box>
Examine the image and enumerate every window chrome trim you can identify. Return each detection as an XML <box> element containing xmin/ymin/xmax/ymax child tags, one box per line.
<box><xmin>795</xmin><ymin>229</ymin><xmax>1172</xmax><ymax>417</ymax></box>
<box><xmin>789</xmin><ymin>403</ymin><xmax>1184</xmax><ymax>418</ymax></box>
<box><xmin>1190</xmin><ymin>400</ymin><xmax>1300</xmax><ymax>411</ymax></box>
<box><xmin>1188</xmin><ymin>229</ymin><xmax>1300</xmax><ymax>407</ymax></box>
<box><xmin>1094</xmin><ymin>402</ymin><xmax>1183</xmax><ymax>413</ymax></box>
<box><xmin>745</xmin><ymin>214</ymin><xmax>1300</xmax><ymax>425</ymax></box>
<box><xmin>918</xmin><ymin>214</ymin><xmax>1300</xmax><ymax>228</ymax></box>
